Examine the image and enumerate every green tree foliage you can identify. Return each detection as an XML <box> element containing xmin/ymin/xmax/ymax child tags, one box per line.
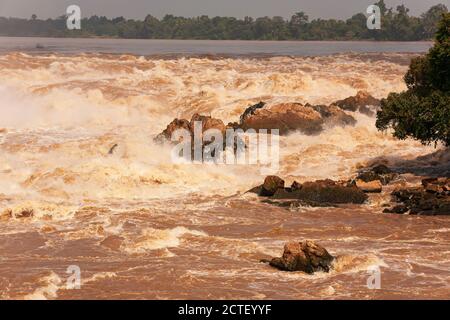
<box><xmin>0</xmin><ymin>3</ymin><xmax>447</xmax><ymax>40</ymax></box>
<box><xmin>376</xmin><ymin>13</ymin><xmax>450</xmax><ymax>146</ymax></box>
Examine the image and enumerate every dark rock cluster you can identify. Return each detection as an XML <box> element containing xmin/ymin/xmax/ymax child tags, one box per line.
<box><xmin>261</xmin><ymin>240</ymin><xmax>334</xmax><ymax>274</ymax></box>
<box><xmin>384</xmin><ymin>178</ymin><xmax>450</xmax><ymax>215</ymax></box>
<box><xmin>249</xmin><ymin>175</ymin><xmax>368</xmax><ymax>207</ymax></box>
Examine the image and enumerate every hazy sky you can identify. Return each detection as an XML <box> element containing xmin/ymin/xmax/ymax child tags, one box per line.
<box><xmin>0</xmin><ymin>0</ymin><xmax>448</xmax><ymax>20</ymax></box>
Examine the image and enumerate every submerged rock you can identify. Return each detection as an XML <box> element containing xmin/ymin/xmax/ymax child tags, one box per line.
<box><xmin>262</xmin><ymin>240</ymin><xmax>334</xmax><ymax>274</ymax></box>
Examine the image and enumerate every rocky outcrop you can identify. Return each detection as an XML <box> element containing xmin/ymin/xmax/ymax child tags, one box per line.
<box><xmin>333</xmin><ymin>91</ymin><xmax>381</xmax><ymax>116</ymax></box>
<box><xmin>154</xmin><ymin>113</ymin><xmax>227</xmax><ymax>145</ymax></box>
<box><xmin>238</xmin><ymin>101</ymin><xmax>356</xmax><ymax>136</ymax></box>
<box><xmin>260</xmin><ymin>175</ymin><xmax>285</xmax><ymax>196</ymax></box>
<box><xmin>356</xmin><ymin>164</ymin><xmax>398</xmax><ymax>185</ymax></box>
<box><xmin>249</xmin><ymin>176</ymin><xmax>368</xmax><ymax>207</ymax></box>
<box><xmin>384</xmin><ymin>178</ymin><xmax>450</xmax><ymax>215</ymax></box>
<box><xmin>154</xmin><ymin>118</ymin><xmax>191</xmax><ymax>144</ymax></box>
<box><xmin>261</xmin><ymin>240</ymin><xmax>334</xmax><ymax>274</ymax></box>
<box><xmin>239</xmin><ymin>102</ymin><xmax>324</xmax><ymax>135</ymax></box>
<box><xmin>310</xmin><ymin>104</ymin><xmax>357</xmax><ymax>127</ymax></box>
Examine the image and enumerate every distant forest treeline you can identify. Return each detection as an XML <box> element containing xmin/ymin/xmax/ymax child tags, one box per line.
<box><xmin>0</xmin><ymin>1</ymin><xmax>448</xmax><ymax>40</ymax></box>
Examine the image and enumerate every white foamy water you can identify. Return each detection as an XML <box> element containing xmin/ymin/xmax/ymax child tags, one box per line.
<box><xmin>0</xmin><ymin>51</ymin><xmax>448</xmax><ymax>300</ymax></box>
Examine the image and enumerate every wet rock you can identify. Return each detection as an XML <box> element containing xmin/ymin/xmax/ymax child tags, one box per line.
<box><xmin>311</xmin><ymin>104</ymin><xmax>357</xmax><ymax>127</ymax></box>
<box><xmin>287</xmin><ymin>179</ymin><xmax>367</xmax><ymax>204</ymax></box>
<box><xmin>260</xmin><ymin>176</ymin><xmax>285</xmax><ymax>197</ymax></box>
<box><xmin>250</xmin><ymin>177</ymin><xmax>368</xmax><ymax>206</ymax></box>
<box><xmin>239</xmin><ymin>101</ymin><xmax>266</xmax><ymax>125</ymax></box>
<box><xmin>291</xmin><ymin>181</ymin><xmax>302</xmax><ymax>191</ymax></box>
<box><xmin>385</xmin><ymin>178</ymin><xmax>450</xmax><ymax>215</ymax></box>
<box><xmin>422</xmin><ymin>178</ymin><xmax>449</xmax><ymax>194</ymax></box>
<box><xmin>240</xmin><ymin>102</ymin><xmax>324</xmax><ymax>135</ymax></box>
<box><xmin>238</xmin><ymin>101</ymin><xmax>356</xmax><ymax>136</ymax></box>
<box><xmin>262</xmin><ymin>240</ymin><xmax>334</xmax><ymax>274</ymax></box>
<box><xmin>383</xmin><ymin>205</ymin><xmax>409</xmax><ymax>214</ymax></box>
<box><xmin>356</xmin><ymin>164</ymin><xmax>398</xmax><ymax>185</ymax></box>
<box><xmin>333</xmin><ymin>91</ymin><xmax>380</xmax><ymax>116</ymax></box>
<box><xmin>190</xmin><ymin>113</ymin><xmax>226</xmax><ymax>135</ymax></box>
<box><xmin>355</xmin><ymin>179</ymin><xmax>382</xmax><ymax>193</ymax></box>
<box><xmin>155</xmin><ymin>114</ymin><xmax>227</xmax><ymax>144</ymax></box>
<box><xmin>154</xmin><ymin>118</ymin><xmax>191</xmax><ymax>144</ymax></box>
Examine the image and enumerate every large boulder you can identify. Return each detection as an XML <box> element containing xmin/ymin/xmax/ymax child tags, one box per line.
<box><xmin>155</xmin><ymin>114</ymin><xmax>227</xmax><ymax>144</ymax></box>
<box><xmin>260</xmin><ymin>176</ymin><xmax>285</xmax><ymax>196</ymax></box>
<box><xmin>240</xmin><ymin>102</ymin><xmax>324</xmax><ymax>135</ymax></box>
<box><xmin>333</xmin><ymin>91</ymin><xmax>380</xmax><ymax>116</ymax></box>
<box><xmin>311</xmin><ymin>104</ymin><xmax>357</xmax><ymax>127</ymax></box>
<box><xmin>262</xmin><ymin>240</ymin><xmax>334</xmax><ymax>274</ymax></box>
<box><xmin>239</xmin><ymin>102</ymin><xmax>356</xmax><ymax>136</ymax></box>
<box><xmin>154</xmin><ymin>118</ymin><xmax>191</xmax><ymax>144</ymax></box>
<box><xmin>190</xmin><ymin>113</ymin><xmax>226</xmax><ymax>135</ymax></box>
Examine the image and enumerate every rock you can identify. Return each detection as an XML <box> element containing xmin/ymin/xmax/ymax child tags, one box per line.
<box><xmin>422</xmin><ymin>177</ymin><xmax>450</xmax><ymax>194</ymax></box>
<box><xmin>154</xmin><ymin>118</ymin><xmax>191</xmax><ymax>144</ymax></box>
<box><xmin>239</xmin><ymin>101</ymin><xmax>266</xmax><ymax>125</ymax></box>
<box><xmin>372</xmin><ymin>164</ymin><xmax>392</xmax><ymax>175</ymax></box>
<box><xmin>275</xmin><ymin>179</ymin><xmax>368</xmax><ymax>204</ymax></box>
<box><xmin>239</xmin><ymin>101</ymin><xmax>356</xmax><ymax>136</ymax></box>
<box><xmin>311</xmin><ymin>104</ymin><xmax>357</xmax><ymax>127</ymax></box>
<box><xmin>251</xmin><ymin>177</ymin><xmax>368</xmax><ymax>206</ymax></box>
<box><xmin>291</xmin><ymin>181</ymin><xmax>302</xmax><ymax>191</ymax></box>
<box><xmin>240</xmin><ymin>102</ymin><xmax>324</xmax><ymax>135</ymax></box>
<box><xmin>190</xmin><ymin>113</ymin><xmax>226</xmax><ymax>135</ymax></box>
<box><xmin>356</xmin><ymin>164</ymin><xmax>397</xmax><ymax>185</ymax></box>
<box><xmin>333</xmin><ymin>91</ymin><xmax>381</xmax><ymax>115</ymax></box>
<box><xmin>260</xmin><ymin>176</ymin><xmax>285</xmax><ymax>196</ymax></box>
<box><xmin>385</xmin><ymin>178</ymin><xmax>450</xmax><ymax>215</ymax></box>
<box><xmin>383</xmin><ymin>205</ymin><xmax>409</xmax><ymax>214</ymax></box>
<box><xmin>262</xmin><ymin>240</ymin><xmax>334</xmax><ymax>274</ymax></box>
<box><xmin>355</xmin><ymin>179</ymin><xmax>382</xmax><ymax>193</ymax></box>
<box><xmin>155</xmin><ymin>114</ymin><xmax>226</xmax><ymax>144</ymax></box>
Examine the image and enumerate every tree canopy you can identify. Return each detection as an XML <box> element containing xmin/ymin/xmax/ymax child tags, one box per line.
<box><xmin>376</xmin><ymin>13</ymin><xmax>450</xmax><ymax>146</ymax></box>
<box><xmin>0</xmin><ymin>1</ymin><xmax>447</xmax><ymax>40</ymax></box>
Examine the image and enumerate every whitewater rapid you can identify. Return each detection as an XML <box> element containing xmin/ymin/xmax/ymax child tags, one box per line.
<box><xmin>0</xmin><ymin>52</ymin><xmax>448</xmax><ymax>300</ymax></box>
